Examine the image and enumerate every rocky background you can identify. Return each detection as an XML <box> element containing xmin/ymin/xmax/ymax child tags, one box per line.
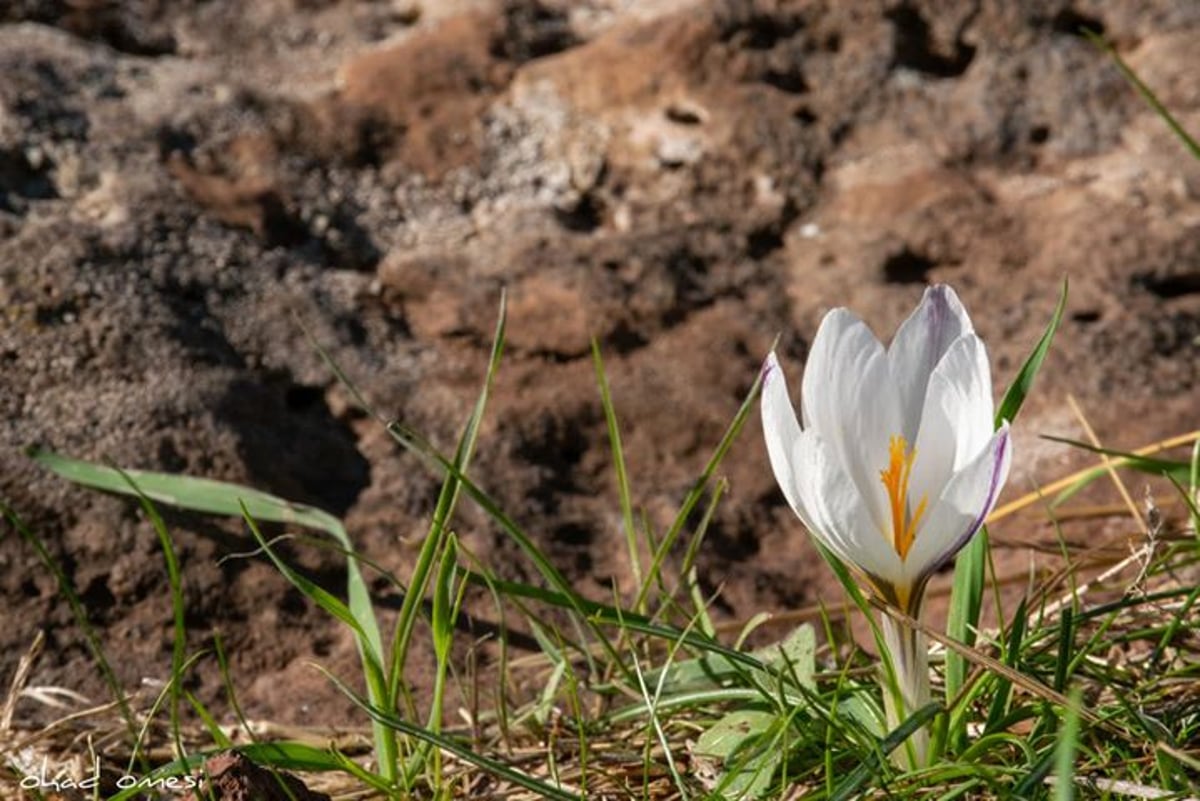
<box><xmin>1</xmin><ymin>0</ymin><xmax>1198</xmax><ymax>726</ymax></box>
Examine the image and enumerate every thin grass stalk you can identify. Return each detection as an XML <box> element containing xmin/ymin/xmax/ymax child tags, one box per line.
<box><xmin>592</xmin><ymin>339</ymin><xmax>643</xmax><ymax>597</ymax></box>
<box><xmin>1084</xmin><ymin>30</ymin><xmax>1200</xmax><ymax>161</ymax></box>
<box><xmin>237</xmin><ymin>506</ymin><xmax>397</xmax><ymax>791</ymax></box>
<box><xmin>118</xmin><ymin>470</ymin><xmax>189</xmax><ymax>764</ymax></box>
<box><xmin>632</xmin><ymin>353</ymin><xmax>767</xmax><ymax>614</ymax></box>
<box><xmin>385</xmin><ymin>296</ymin><xmax>506</xmax><ymax>711</ymax></box>
<box><xmin>320</xmin><ymin>669</ymin><xmax>584</xmax><ymax>801</ymax></box>
<box><xmin>0</xmin><ymin>502</ymin><xmax>149</xmax><ymax>773</ymax></box>
<box><xmin>1052</xmin><ymin>688</ymin><xmax>1085</xmax><ymax>801</ymax></box>
<box><xmin>212</xmin><ymin>630</ymin><xmax>257</xmax><ymax>745</ymax></box>
<box><xmin>946</xmin><ymin>278</ymin><xmax>1067</xmax><ymax>748</ymax></box>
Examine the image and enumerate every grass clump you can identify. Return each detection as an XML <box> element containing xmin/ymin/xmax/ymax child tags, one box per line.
<box><xmin>3</xmin><ymin>285</ymin><xmax>1199</xmax><ymax>800</ymax></box>
<box><xmin>3</xmin><ymin>39</ymin><xmax>1200</xmax><ymax>801</ymax></box>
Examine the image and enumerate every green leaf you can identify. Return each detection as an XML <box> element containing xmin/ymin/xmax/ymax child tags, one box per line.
<box><xmin>634</xmin><ymin>347</ymin><xmax>768</xmax><ymax>613</ymax></box>
<box><xmin>946</xmin><ymin>278</ymin><xmax>1068</xmax><ymax>747</ymax></box>
<box><xmin>695</xmin><ymin>709</ymin><xmax>777</xmax><ymax>759</ymax></box>
<box><xmin>754</xmin><ymin>623</ymin><xmax>817</xmax><ymax>691</ymax></box>
<box><xmin>379</xmin><ymin>293</ymin><xmax>507</xmax><ymax>707</ymax></box>
<box><xmin>459</xmin><ymin>569</ymin><xmax>767</xmax><ymax>674</ymax></box>
<box><xmin>28</xmin><ymin>446</ymin><xmax>395</xmax><ymax>781</ymax></box>
<box><xmin>984</xmin><ymin>597</ymin><xmax>1027</xmax><ymax>733</ymax></box>
<box><xmin>829</xmin><ymin>702</ymin><xmax>942</xmax><ymax>800</ymax></box>
<box><xmin>1053</xmin><ymin>689</ymin><xmax>1085</xmax><ymax>801</ymax></box>
<box><xmin>994</xmin><ymin>278</ymin><xmax>1068</xmax><ymax>428</ymax></box>
<box><xmin>695</xmin><ymin>710</ymin><xmax>783</xmax><ymax>800</ymax></box>
<box><xmin>644</xmin><ymin>624</ymin><xmax>816</xmax><ymax>696</ymax></box>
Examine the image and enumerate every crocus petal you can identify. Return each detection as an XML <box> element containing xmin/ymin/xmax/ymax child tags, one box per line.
<box><xmin>760</xmin><ymin>352</ymin><xmax>804</xmax><ymax>517</ymax></box>
<box><xmin>910</xmin><ymin>333</ymin><xmax>995</xmax><ymax>504</ymax></box>
<box><xmin>888</xmin><ymin>285</ymin><xmax>974</xmax><ymax>443</ymax></box>
<box><xmin>904</xmin><ymin>423</ymin><xmax>1012</xmax><ymax>586</ymax></box>
<box><xmin>793</xmin><ymin>428</ymin><xmax>905</xmax><ymax>590</ymax></box>
<box><xmin>801</xmin><ymin>309</ymin><xmax>902</xmax><ymax>534</ymax></box>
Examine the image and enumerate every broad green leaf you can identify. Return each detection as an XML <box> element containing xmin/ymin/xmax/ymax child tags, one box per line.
<box><xmin>695</xmin><ymin>710</ymin><xmax>782</xmax><ymax>800</ymax></box>
<box><xmin>696</xmin><ymin>710</ymin><xmax>777</xmax><ymax>759</ymax></box>
<box><xmin>646</xmin><ymin>624</ymin><xmax>816</xmax><ymax>695</ymax></box>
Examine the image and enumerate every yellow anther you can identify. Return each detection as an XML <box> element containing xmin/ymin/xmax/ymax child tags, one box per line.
<box><xmin>879</xmin><ymin>435</ymin><xmax>928</xmax><ymax>560</ymax></box>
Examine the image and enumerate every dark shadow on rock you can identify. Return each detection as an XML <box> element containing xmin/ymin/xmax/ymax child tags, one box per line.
<box><xmin>887</xmin><ymin>3</ymin><xmax>976</xmax><ymax>78</ymax></box>
<box><xmin>491</xmin><ymin>0</ymin><xmax>580</xmax><ymax>64</ymax></box>
<box><xmin>214</xmin><ymin>373</ymin><xmax>370</xmax><ymax>517</ymax></box>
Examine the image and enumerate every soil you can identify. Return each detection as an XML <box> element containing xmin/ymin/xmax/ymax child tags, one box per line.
<box><xmin>1</xmin><ymin>0</ymin><xmax>1198</xmax><ymax>754</ymax></box>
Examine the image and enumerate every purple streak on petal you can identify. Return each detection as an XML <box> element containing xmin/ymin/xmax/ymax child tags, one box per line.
<box><xmin>920</xmin><ymin>427</ymin><xmax>1009</xmax><ymax>580</ymax></box>
<box><xmin>923</xmin><ymin>285</ymin><xmax>954</xmax><ymax>378</ymax></box>
<box><xmin>761</xmin><ymin>358</ymin><xmax>775</xmax><ymax>384</ymax></box>
<box><xmin>969</xmin><ymin>428</ymin><xmax>1009</xmax><ymax>533</ymax></box>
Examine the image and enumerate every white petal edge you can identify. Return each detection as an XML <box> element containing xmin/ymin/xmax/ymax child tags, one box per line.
<box><xmin>888</xmin><ymin>285</ymin><xmax>974</xmax><ymax>442</ymax></box>
<box><xmin>910</xmin><ymin>333</ymin><xmax>995</xmax><ymax>505</ymax></box>
<box><xmin>793</xmin><ymin>429</ymin><xmax>906</xmax><ymax>591</ymax></box>
<box><xmin>801</xmin><ymin>309</ymin><xmax>901</xmax><ymax>534</ymax></box>
<box><xmin>760</xmin><ymin>351</ymin><xmax>804</xmax><ymax>517</ymax></box>
<box><xmin>903</xmin><ymin>423</ymin><xmax>1012</xmax><ymax>587</ymax></box>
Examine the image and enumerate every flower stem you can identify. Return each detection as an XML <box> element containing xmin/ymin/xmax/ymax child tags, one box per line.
<box><xmin>881</xmin><ymin>613</ymin><xmax>931</xmax><ymax>769</ymax></box>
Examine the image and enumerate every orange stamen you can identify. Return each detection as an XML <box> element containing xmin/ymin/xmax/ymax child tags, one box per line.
<box><xmin>879</xmin><ymin>435</ymin><xmax>928</xmax><ymax>560</ymax></box>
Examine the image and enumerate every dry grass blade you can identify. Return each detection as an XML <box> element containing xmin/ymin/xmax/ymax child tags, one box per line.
<box><xmin>867</xmin><ymin>596</ymin><xmax>1104</xmax><ymax>728</ymax></box>
<box><xmin>988</xmin><ymin>430</ymin><xmax>1200</xmax><ymax>523</ymax></box>
<box><xmin>1066</xmin><ymin>394</ymin><xmax>1149</xmax><ymax>537</ymax></box>
<box><xmin>1</xmin><ymin>632</ymin><xmax>43</xmax><ymax>733</ymax></box>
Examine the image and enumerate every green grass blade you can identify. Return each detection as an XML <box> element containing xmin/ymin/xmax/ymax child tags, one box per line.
<box><xmin>1053</xmin><ymin>609</ymin><xmax>1075</xmax><ymax>694</ymax></box>
<box><xmin>829</xmin><ymin>701</ymin><xmax>942</xmax><ymax>801</ymax></box>
<box><xmin>213</xmin><ymin>630</ymin><xmax>257</xmax><ymax>746</ymax></box>
<box><xmin>592</xmin><ymin>338</ymin><xmax>643</xmax><ymax>596</ymax></box>
<box><xmin>185</xmin><ymin>689</ymin><xmax>233</xmax><ymax>749</ymax></box>
<box><xmin>386</xmin><ymin>293</ymin><xmax>506</xmax><ymax>705</ymax></box>
<box><xmin>28</xmin><ymin>449</ymin><xmax>383</xmax><ymax>656</ymax></box>
<box><xmin>381</xmin><ymin>418</ymin><xmax>632</xmax><ymax>681</ymax></box>
<box><xmin>459</xmin><ymin>569</ymin><xmax>768</xmax><ymax>673</ymax></box>
<box><xmin>28</xmin><ymin>448</ymin><xmax>396</xmax><ymax>782</ymax></box>
<box><xmin>1085</xmin><ymin>29</ymin><xmax>1200</xmax><ymax>161</ymax></box>
<box><xmin>946</xmin><ymin>278</ymin><xmax>1067</xmax><ymax>746</ymax></box>
<box><xmin>984</xmin><ymin>597</ymin><xmax>1027</xmax><ymax>733</ymax></box>
<box><xmin>30</xmin><ymin>448</ymin><xmax>347</xmax><ymax>536</ymax></box>
<box><xmin>994</xmin><ymin>278</ymin><xmax>1068</xmax><ymax>428</ymax></box>
<box><xmin>238</xmin><ymin>509</ymin><xmax>383</xmax><ymax>673</ymax></box>
<box><xmin>1053</xmin><ymin>689</ymin><xmax>1085</xmax><ymax>801</ymax></box>
<box><xmin>0</xmin><ymin>501</ymin><xmax>147</xmax><ymax>771</ymax></box>
<box><xmin>1187</xmin><ymin>439</ymin><xmax>1200</xmax><ymax>537</ymax></box>
<box><xmin>238</xmin><ymin>506</ymin><xmax>395</xmax><ymax>786</ymax></box>
<box><xmin>321</xmin><ymin>668</ymin><xmax>584</xmax><ymax>801</ymax></box>
<box><xmin>1013</xmin><ymin>745</ymin><xmax>1059</xmax><ymax>798</ymax></box>
<box><xmin>1037</xmin><ymin>436</ymin><xmax>1191</xmax><ymax>505</ymax></box>
<box><xmin>116</xmin><ymin>469</ymin><xmax>189</xmax><ymax>764</ymax></box>
<box><xmin>634</xmin><ymin>353</ymin><xmax>767</xmax><ymax>613</ymax></box>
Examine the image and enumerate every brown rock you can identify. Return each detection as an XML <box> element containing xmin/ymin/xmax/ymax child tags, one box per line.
<box><xmin>185</xmin><ymin>752</ymin><xmax>331</xmax><ymax>801</ymax></box>
<box><xmin>334</xmin><ymin>9</ymin><xmax>513</xmax><ymax>175</ymax></box>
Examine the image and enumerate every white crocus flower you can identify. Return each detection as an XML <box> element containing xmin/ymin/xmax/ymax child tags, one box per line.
<box><xmin>761</xmin><ymin>284</ymin><xmax>1012</xmax><ymax>767</ymax></box>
